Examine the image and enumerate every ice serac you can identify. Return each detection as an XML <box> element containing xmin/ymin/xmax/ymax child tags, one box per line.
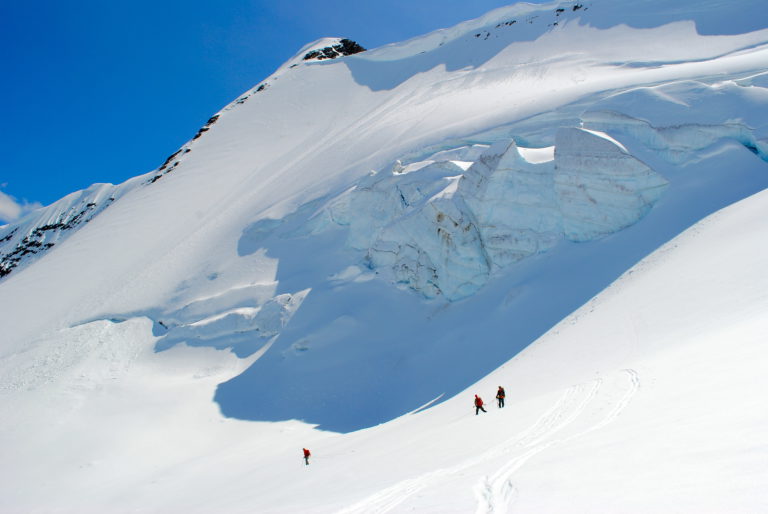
<box><xmin>312</xmin><ymin>132</ymin><xmax>669</xmax><ymax>301</ymax></box>
<box><xmin>372</xmin><ymin>176</ymin><xmax>489</xmax><ymax>300</ymax></box>
<box><xmin>318</xmin><ymin>159</ymin><xmax>480</xmax><ymax>299</ymax></box>
<box><xmin>459</xmin><ymin>140</ymin><xmax>560</xmax><ymax>269</ymax></box>
<box><xmin>554</xmin><ymin>128</ymin><xmax>669</xmax><ymax>241</ymax></box>
<box><xmin>374</xmin><ymin>140</ymin><xmax>562</xmax><ymax>300</ymax></box>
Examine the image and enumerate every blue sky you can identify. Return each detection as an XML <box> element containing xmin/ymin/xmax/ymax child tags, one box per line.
<box><xmin>0</xmin><ymin>0</ymin><xmax>533</xmax><ymax>223</ymax></box>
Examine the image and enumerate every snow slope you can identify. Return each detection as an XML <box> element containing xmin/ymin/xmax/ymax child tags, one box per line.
<box><xmin>1</xmin><ymin>0</ymin><xmax>767</xmax><ymax>511</ymax></box>
<box><xmin>2</xmin><ymin>157</ymin><xmax>766</xmax><ymax>513</ymax></box>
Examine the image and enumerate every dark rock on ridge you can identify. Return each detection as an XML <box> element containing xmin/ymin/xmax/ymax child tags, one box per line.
<box><xmin>303</xmin><ymin>39</ymin><xmax>366</xmax><ymax>61</ymax></box>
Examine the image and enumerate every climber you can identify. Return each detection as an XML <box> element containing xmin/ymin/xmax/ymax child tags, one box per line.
<box><xmin>303</xmin><ymin>448</ymin><xmax>311</xmax><ymax>465</ymax></box>
<box><xmin>474</xmin><ymin>395</ymin><xmax>487</xmax><ymax>415</ymax></box>
<box><xmin>496</xmin><ymin>386</ymin><xmax>506</xmax><ymax>408</ymax></box>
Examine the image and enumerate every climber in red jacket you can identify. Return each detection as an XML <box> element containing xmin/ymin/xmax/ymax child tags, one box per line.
<box><xmin>303</xmin><ymin>448</ymin><xmax>311</xmax><ymax>465</ymax></box>
<box><xmin>474</xmin><ymin>394</ymin><xmax>487</xmax><ymax>415</ymax></box>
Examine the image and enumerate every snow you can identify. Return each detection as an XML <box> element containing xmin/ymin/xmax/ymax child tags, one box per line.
<box><xmin>517</xmin><ymin>145</ymin><xmax>554</xmax><ymax>163</ymax></box>
<box><xmin>1</xmin><ymin>0</ymin><xmax>768</xmax><ymax>511</ymax></box>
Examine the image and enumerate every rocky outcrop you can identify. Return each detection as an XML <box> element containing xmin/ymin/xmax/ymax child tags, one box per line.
<box><xmin>0</xmin><ymin>185</ymin><xmax>118</xmax><ymax>279</ymax></box>
<box><xmin>303</xmin><ymin>39</ymin><xmax>366</xmax><ymax>61</ymax></box>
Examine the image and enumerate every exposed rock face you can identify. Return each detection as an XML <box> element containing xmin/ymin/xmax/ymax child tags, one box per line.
<box><xmin>148</xmin><ymin>115</ymin><xmax>220</xmax><ymax>184</ymax></box>
<box><xmin>303</xmin><ymin>39</ymin><xmax>366</xmax><ymax>61</ymax></box>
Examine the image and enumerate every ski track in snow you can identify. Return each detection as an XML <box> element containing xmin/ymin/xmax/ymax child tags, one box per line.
<box><xmin>475</xmin><ymin>368</ymin><xmax>641</xmax><ymax>514</ymax></box>
<box><xmin>336</xmin><ymin>369</ymin><xmax>640</xmax><ymax>514</ymax></box>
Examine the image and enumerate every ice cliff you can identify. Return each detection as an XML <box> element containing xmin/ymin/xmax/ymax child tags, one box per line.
<box><xmin>309</xmin><ymin>128</ymin><xmax>668</xmax><ymax>300</ymax></box>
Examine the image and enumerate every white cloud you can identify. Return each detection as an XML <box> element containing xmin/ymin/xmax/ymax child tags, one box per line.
<box><xmin>0</xmin><ymin>190</ymin><xmax>42</xmax><ymax>224</ymax></box>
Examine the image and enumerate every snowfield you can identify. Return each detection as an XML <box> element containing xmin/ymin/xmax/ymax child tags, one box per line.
<box><xmin>1</xmin><ymin>0</ymin><xmax>767</xmax><ymax>512</ymax></box>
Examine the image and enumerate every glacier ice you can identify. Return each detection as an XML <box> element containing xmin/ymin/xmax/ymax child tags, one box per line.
<box><xmin>310</xmin><ymin>129</ymin><xmax>668</xmax><ymax>300</ymax></box>
<box><xmin>555</xmin><ymin>127</ymin><xmax>669</xmax><ymax>241</ymax></box>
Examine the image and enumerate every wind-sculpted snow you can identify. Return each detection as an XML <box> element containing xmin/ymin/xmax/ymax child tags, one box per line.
<box><xmin>78</xmin><ymin>281</ymin><xmax>311</xmax><ymax>357</ymax></box>
<box><xmin>581</xmin><ymin>76</ymin><xmax>768</xmax><ymax>163</ymax></box>
<box><xmin>154</xmin><ymin>289</ymin><xmax>309</xmax><ymax>355</ymax></box>
<box><xmin>582</xmin><ymin>112</ymin><xmax>768</xmax><ymax>165</ymax></box>
<box><xmin>309</xmin><ymin>130</ymin><xmax>667</xmax><ymax>300</ymax></box>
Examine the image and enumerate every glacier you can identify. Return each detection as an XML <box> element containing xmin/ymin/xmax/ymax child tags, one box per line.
<box><xmin>305</xmin><ymin>128</ymin><xmax>669</xmax><ymax>301</ymax></box>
